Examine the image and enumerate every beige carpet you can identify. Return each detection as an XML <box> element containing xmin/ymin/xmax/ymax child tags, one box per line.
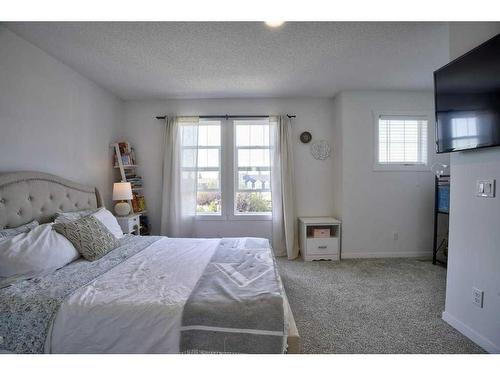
<box><xmin>276</xmin><ymin>257</ymin><xmax>485</xmax><ymax>354</ymax></box>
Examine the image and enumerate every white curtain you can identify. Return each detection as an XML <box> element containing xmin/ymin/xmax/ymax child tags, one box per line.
<box><xmin>160</xmin><ymin>116</ymin><xmax>200</xmax><ymax>237</ymax></box>
<box><xmin>270</xmin><ymin>116</ymin><xmax>298</xmax><ymax>259</ymax></box>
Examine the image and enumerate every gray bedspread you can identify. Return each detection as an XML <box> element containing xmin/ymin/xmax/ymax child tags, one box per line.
<box><xmin>180</xmin><ymin>238</ymin><xmax>286</xmax><ymax>353</ymax></box>
<box><xmin>0</xmin><ymin>235</ymin><xmax>160</xmax><ymax>354</ymax></box>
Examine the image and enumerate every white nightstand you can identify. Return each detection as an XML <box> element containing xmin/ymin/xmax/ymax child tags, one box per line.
<box><xmin>115</xmin><ymin>213</ymin><xmax>141</xmax><ymax>235</ymax></box>
<box><xmin>298</xmin><ymin>217</ymin><xmax>341</xmax><ymax>261</ymax></box>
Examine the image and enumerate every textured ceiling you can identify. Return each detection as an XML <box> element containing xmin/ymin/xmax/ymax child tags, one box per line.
<box><xmin>5</xmin><ymin>22</ymin><xmax>449</xmax><ymax>100</ymax></box>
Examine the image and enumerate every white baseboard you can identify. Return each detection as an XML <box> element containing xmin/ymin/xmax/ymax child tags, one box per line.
<box><xmin>442</xmin><ymin>311</ymin><xmax>500</xmax><ymax>353</ymax></box>
<box><xmin>341</xmin><ymin>250</ymin><xmax>432</xmax><ymax>259</ymax></box>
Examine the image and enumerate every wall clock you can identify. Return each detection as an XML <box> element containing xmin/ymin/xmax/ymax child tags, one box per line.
<box><xmin>300</xmin><ymin>131</ymin><xmax>312</xmax><ymax>143</ymax></box>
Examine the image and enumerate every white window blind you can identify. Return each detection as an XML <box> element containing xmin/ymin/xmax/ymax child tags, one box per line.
<box><xmin>378</xmin><ymin>115</ymin><xmax>428</xmax><ymax>165</ymax></box>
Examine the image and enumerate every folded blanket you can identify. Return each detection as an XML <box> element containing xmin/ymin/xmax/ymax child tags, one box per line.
<box><xmin>180</xmin><ymin>238</ymin><xmax>286</xmax><ymax>353</ymax></box>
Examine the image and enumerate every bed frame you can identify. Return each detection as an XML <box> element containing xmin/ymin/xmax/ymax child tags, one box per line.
<box><xmin>0</xmin><ymin>171</ymin><xmax>102</xmax><ymax>230</ymax></box>
<box><xmin>0</xmin><ymin>171</ymin><xmax>300</xmax><ymax>353</ymax></box>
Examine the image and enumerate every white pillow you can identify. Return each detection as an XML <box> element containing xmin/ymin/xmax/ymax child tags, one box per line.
<box><xmin>92</xmin><ymin>208</ymin><xmax>124</xmax><ymax>239</ymax></box>
<box><xmin>0</xmin><ymin>223</ymin><xmax>79</xmax><ymax>287</ymax></box>
<box><xmin>0</xmin><ymin>220</ymin><xmax>39</xmax><ymax>238</ymax></box>
<box><xmin>54</xmin><ymin>209</ymin><xmax>98</xmax><ymax>224</ymax></box>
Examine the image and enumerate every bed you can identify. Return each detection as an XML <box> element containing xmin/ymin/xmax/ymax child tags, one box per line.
<box><xmin>0</xmin><ymin>171</ymin><xmax>299</xmax><ymax>354</ymax></box>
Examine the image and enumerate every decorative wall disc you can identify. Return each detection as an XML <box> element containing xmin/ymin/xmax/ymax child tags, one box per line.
<box><xmin>300</xmin><ymin>131</ymin><xmax>312</xmax><ymax>143</ymax></box>
<box><xmin>310</xmin><ymin>140</ymin><xmax>331</xmax><ymax>160</ymax></box>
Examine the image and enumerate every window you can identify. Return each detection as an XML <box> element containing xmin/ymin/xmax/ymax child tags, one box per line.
<box><xmin>375</xmin><ymin>114</ymin><xmax>428</xmax><ymax>170</ymax></box>
<box><xmin>234</xmin><ymin>119</ymin><xmax>272</xmax><ymax>215</ymax></box>
<box><xmin>180</xmin><ymin>117</ymin><xmax>273</xmax><ymax>218</ymax></box>
<box><xmin>181</xmin><ymin>119</ymin><xmax>222</xmax><ymax>215</ymax></box>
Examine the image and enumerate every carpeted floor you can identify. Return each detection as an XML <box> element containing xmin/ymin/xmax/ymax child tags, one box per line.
<box><xmin>276</xmin><ymin>257</ymin><xmax>485</xmax><ymax>354</ymax></box>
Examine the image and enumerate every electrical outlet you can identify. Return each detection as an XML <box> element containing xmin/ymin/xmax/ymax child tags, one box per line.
<box><xmin>472</xmin><ymin>288</ymin><xmax>484</xmax><ymax>308</ymax></box>
<box><xmin>393</xmin><ymin>232</ymin><xmax>398</xmax><ymax>241</ymax></box>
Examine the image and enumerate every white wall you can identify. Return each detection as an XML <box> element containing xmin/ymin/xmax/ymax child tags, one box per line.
<box><xmin>122</xmin><ymin>98</ymin><xmax>335</xmax><ymax>236</ymax></box>
<box><xmin>442</xmin><ymin>22</ymin><xmax>500</xmax><ymax>353</ymax></box>
<box><xmin>0</xmin><ymin>26</ymin><xmax>123</xmax><ymax>207</ymax></box>
<box><xmin>333</xmin><ymin>91</ymin><xmax>449</xmax><ymax>258</ymax></box>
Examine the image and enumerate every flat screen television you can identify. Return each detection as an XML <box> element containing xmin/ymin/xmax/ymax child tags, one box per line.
<box><xmin>434</xmin><ymin>33</ymin><xmax>500</xmax><ymax>153</ymax></box>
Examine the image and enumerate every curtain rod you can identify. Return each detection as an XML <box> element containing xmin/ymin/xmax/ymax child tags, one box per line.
<box><xmin>155</xmin><ymin>114</ymin><xmax>296</xmax><ymax>120</ymax></box>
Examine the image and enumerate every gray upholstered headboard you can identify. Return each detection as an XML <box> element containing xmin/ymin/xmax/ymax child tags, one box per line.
<box><xmin>0</xmin><ymin>171</ymin><xmax>103</xmax><ymax>230</ymax></box>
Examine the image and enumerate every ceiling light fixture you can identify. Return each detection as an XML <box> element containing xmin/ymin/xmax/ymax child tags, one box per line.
<box><xmin>265</xmin><ymin>21</ymin><xmax>285</xmax><ymax>28</ymax></box>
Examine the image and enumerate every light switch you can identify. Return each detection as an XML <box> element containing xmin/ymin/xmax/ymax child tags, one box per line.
<box><xmin>476</xmin><ymin>179</ymin><xmax>496</xmax><ymax>198</ymax></box>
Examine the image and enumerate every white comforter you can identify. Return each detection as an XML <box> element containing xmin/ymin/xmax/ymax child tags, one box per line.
<box><xmin>45</xmin><ymin>237</ymin><xmax>271</xmax><ymax>353</ymax></box>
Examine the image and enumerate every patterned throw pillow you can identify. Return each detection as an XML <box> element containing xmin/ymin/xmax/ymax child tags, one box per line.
<box><xmin>0</xmin><ymin>220</ymin><xmax>39</xmax><ymax>239</ymax></box>
<box><xmin>53</xmin><ymin>215</ymin><xmax>119</xmax><ymax>261</ymax></box>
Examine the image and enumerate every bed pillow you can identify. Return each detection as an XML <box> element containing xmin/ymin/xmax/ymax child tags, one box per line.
<box><xmin>0</xmin><ymin>220</ymin><xmax>39</xmax><ymax>239</ymax></box>
<box><xmin>92</xmin><ymin>208</ymin><xmax>124</xmax><ymax>239</ymax></box>
<box><xmin>0</xmin><ymin>223</ymin><xmax>80</xmax><ymax>287</ymax></box>
<box><xmin>53</xmin><ymin>215</ymin><xmax>119</xmax><ymax>261</ymax></box>
<box><xmin>55</xmin><ymin>208</ymin><xmax>123</xmax><ymax>239</ymax></box>
<box><xmin>54</xmin><ymin>209</ymin><xmax>98</xmax><ymax>224</ymax></box>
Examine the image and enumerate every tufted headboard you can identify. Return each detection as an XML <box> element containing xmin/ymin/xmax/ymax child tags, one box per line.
<box><xmin>0</xmin><ymin>171</ymin><xmax>103</xmax><ymax>230</ymax></box>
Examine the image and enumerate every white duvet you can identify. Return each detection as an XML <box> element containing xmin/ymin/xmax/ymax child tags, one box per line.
<box><xmin>47</xmin><ymin>237</ymin><xmax>219</xmax><ymax>353</ymax></box>
<box><xmin>45</xmin><ymin>236</ymin><xmax>272</xmax><ymax>354</ymax></box>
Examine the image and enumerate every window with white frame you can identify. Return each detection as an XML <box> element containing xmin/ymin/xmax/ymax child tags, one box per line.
<box><xmin>181</xmin><ymin>117</ymin><xmax>273</xmax><ymax>218</ymax></box>
<box><xmin>181</xmin><ymin>119</ymin><xmax>222</xmax><ymax>215</ymax></box>
<box><xmin>234</xmin><ymin>119</ymin><xmax>272</xmax><ymax>215</ymax></box>
<box><xmin>376</xmin><ymin>114</ymin><xmax>428</xmax><ymax>169</ymax></box>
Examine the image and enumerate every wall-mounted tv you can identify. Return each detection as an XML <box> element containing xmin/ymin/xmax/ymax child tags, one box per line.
<box><xmin>434</xmin><ymin>33</ymin><xmax>500</xmax><ymax>153</ymax></box>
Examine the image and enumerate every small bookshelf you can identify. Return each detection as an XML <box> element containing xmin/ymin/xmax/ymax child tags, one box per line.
<box><xmin>433</xmin><ymin>174</ymin><xmax>450</xmax><ymax>267</ymax></box>
<box><xmin>111</xmin><ymin>141</ymin><xmax>150</xmax><ymax>235</ymax></box>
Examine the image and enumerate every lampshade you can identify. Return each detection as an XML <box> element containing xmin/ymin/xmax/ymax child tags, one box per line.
<box><xmin>113</xmin><ymin>182</ymin><xmax>133</xmax><ymax>201</ymax></box>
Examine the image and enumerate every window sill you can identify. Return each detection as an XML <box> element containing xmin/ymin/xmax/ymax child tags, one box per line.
<box><xmin>194</xmin><ymin>214</ymin><xmax>272</xmax><ymax>222</ymax></box>
<box><xmin>195</xmin><ymin>214</ymin><xmax>226</xmax><ymax>221</ymax></box>
<box><xmin>373</xmin><ymin>163</ymin><xmax>430</xmax><ymax>172</ymax></box>
<box><xmin>230</xmin><ymin>214</ymin><xmax>272</xmax><ymax>221</ymax></box>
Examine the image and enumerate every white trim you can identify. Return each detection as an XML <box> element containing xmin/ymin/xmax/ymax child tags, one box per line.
<box><xmin>194</xmin><ymin>214</ymin><xmax>226</xmax><ymax>221</ymax></box>
<box><xmin>231</xmin><ymin>213</ymin><xmax>272</xmax><ymax>221</ymax></box>
<box><xmin>373</xmin><ymin>110</ymin><xmax>431</xmax><ymax>172</ymax></box>
<box><xmin>341</xmin><ymin>250</ymin><xmax>432</xmax><ymax>258</ymax></box>
<box><xmin>179</xmin><ymin>325</ymin><xmax>283</xmax><ymax>337</ymax></box>
<box><xmin>373</xmin><ymin>163</ymin><xmax>431</xmax><ymax>172</ymax></box>
<box><xmin>442</xmin><ymin>311</ymin><xmax>500</xmax><ymax>353</ymax></box>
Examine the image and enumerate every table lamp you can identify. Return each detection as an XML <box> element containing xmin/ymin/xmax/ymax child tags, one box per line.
<box><xmin>113</xmin><ymin>182</ymin><xmax>133</xmax><ymax>216</ymax></box>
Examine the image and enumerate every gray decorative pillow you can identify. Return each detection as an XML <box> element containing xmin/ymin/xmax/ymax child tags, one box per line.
<box><xmin>54</xmin><ymin>209</ymin><xmax>98</xmax><ymax>224</ymax></box>
<box><xmin>0</xmin><ymin>220</ymin><xmax>39</xmax><ymax>239</ymax></box>
<box><xmin>53</xmin><ymin>216</ymin><xmax>119</xmax><ymax>261</ymax></box>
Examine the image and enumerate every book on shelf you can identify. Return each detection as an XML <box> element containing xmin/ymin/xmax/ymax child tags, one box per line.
<box><xmin>124</xmin><ymin>173</ymin><xmax>143</xmax><ymax>188</ymax></box>
<box><xmin>113</xmin><ymin>154</ymin><xmax>135</xmax><ymax>167</ymax></box>
<box><xmin>112</xmin><ymin>141</ymin><xmax>137</xmax><ymax>167</ymax></box>
<box><xmin>131</xmin><ymin>192</ymin><xmax>147</xmax><ymax>213</ymax></box>
<box><xmin>118</xmin><ymin>142</ymin><xmax>130</xmax><ymax>154</ymax></box>
<box><xmin>130</xmin><ymin>147</ymin><xmax>137</xmax><ymax>165</ymax></box>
